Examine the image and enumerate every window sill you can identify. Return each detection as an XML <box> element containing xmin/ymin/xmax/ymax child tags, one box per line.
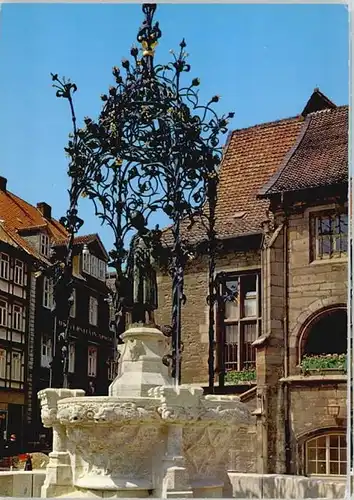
<box><xmin>310</xmin><ymin>257</ymin><xmax>347</xmax><ymax>266</ymax></box>
<box><xmin>280</xmin><ymin>374</ymin><xmax>347</xmax><ymax>383</ymax></box>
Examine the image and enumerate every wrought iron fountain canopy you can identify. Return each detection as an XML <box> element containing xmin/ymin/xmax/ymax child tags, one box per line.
<box><xmin>48</xmin><ymin>3</ymin><xmax>235</xmax><ymax>389</ymax></box>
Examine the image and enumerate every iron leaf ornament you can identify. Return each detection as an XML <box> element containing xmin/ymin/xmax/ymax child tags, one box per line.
<box><xmin>51</xmin><ymin>3</ymin><xmax>234</xmax><ymax>387</ymax></box>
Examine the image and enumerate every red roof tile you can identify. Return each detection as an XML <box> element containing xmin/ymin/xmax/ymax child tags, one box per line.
<box><xmin>161</xmin><ymin>114</ymin><xmax>304</xmax><ymax>245</ymax></box>
<box><xmin>0</xmin><ymin>190</ymin><xmax>67</xmax><ymax>241</ymax></box>
<box><xmin>214</xmin><ymin>115</ymin><xmax>304</xmax><ymax>238</ymax></box>
<box><xmin>259</xmin><ymin>105</ymin><xmax>348</xmax><ymax>197</ymax></box>
<box><xmin>0</xmin><ymin>187</ymin><xmax>108</xmax><ymax>262</ymax></box>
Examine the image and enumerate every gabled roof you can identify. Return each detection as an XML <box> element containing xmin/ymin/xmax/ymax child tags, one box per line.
<box><xmin>258</xmin><ymin>105</ymin><xmax>348</xmax><ymax>198</ymax></box>
<box><xmin>0</xmin><ymin>189</ymin><xmax>67</xmax><ymax>241</ymax></box>
<box><xmin>301</xmin><ymin>88</ymin><xmax>337</xmax><ymax>117</ymax></box>
<box><xmin>0</xmin><ymin>221</ymin><xmax>50</xmax><ymax>263</ymax></box>
<box><xmin>214</xmin><ymin>115</ymin><xmax>304</xmax><ymax>239</ymax></box>
<box><xmin>162</xmin><ymin>89</ymin><xmax>346</xmax><ymax>245</ymax></box>
<box><xmin>162</xmin><ymin>114</ymin><xmax>304</xmax><ymax>244</ymax></box>
<box><xmin>56</xmin><ymin>233</ymin><xmax>109</xmax><ymax>261</ymax></box>
<box><xmin>0</xmin><ymin>182</ymin><xmax>109</xmax><ymax>262</ymax></box>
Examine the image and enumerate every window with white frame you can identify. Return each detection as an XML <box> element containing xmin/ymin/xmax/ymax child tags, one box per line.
<box><xmin>82</xmin><ymin>250</ymin><xmax>106</xmax><ymax>281</ymax></box>
<box><xmin>14</xmin><ymin>260</ymin><xmax>24</xmax><ymax>285</ymax></box>
<box><xmin>40</xmin><ymin>233</ymin><xmax>50</xmax><ymax>258</ymax></box>
<box><xmin>0</xmin><ymin>300</ymin><xmax>7</xmax><ymax>327</ymax></box>
<box><xmin>68</xmin><ymin>343</ymin><xmax>75</xmax><ymax>373</ymax></box>
<box><xmin>70</xmin><ymin>289</ymin><xmax>76</xmax><ymax>318</ymax></box>
<box><xmin>99</xmin><ymin>260</ymin><xmax>106</xmax><ymax>280</ymax></box>
<box><xmin>312</xmin><ymin>212</ymin><xmax>348</xmax><ymax>260</ymax></box>
<box><xmin>43</xmin><ymin>277</ymin><xmax>53</xmax><ymax>309</ymax></box>
<box><xmin>91</xmin><ymin>256</ymin><xmax>98</xmax><ymax>278</ymax></box>
<box><xmin>89</xmin><ymin>297</ymin><xmax>98</xmax><ymax>326</ymax></box>
<box><xmin>218</xmin><ymin>271</ymin><xmax>261</xmax><ymax>372</ymax></box>
<box><xmin>12</xmin><ymin>304</ymin><xmax>23</xmax><ymax>331</ymax></box>
<box><xmin>11</xmin><ymin>350</ymin><xmax>23</xmax><ymax>382</ymax></box>
<box><xmin>306</xmin><ymin>434</ymin><xmax>346</xmax><ymax>476</ymax></box>
<box><xmin>41</xmin><ymin>335</ymin><xmax>52</xmax><ymax>368</ymax></box>
<box><xmin>82</xmin><ymin>249</ymin><xmax>90</xmax><ymax>273</ymax></box>
<box><xmin>88</xmin><ymin>346</ymin><xmax>98</xmax><ymax>377</ymax></box>
<box><xmin>0</xmin><ymin>253</ymin><xmax>9</xmax><ymax>280</ymax></box>
<box><xmin>0</xmin><ymin>349</ymin><xmax>6</xmax><ymax>379</ymax></box>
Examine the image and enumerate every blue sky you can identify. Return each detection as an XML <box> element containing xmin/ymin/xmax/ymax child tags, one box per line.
<box><xmin>0</xmin><ymin>3</ymin><xmax>348</xmax><ymax>252</ymax></box>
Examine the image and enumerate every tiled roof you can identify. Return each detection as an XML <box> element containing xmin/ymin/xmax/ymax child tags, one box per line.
<box><xmin>0</xmin><ymin>190</ymin><xmax>67</xmax><ymax>241</ymax></box>
<box><xmin>56</xmin><ymin>234</ymin><xmax>97</xmax><ymax>247</ymax></box>
<box><xmin>0</xmin><ymin>221</ymin><xmax>50</xmax><ymax>263</ymax></box>
<box><xmin>161</xmin><ymin>114</ymin><xmax>304</xmax><ymax>245</ymax></box>
<box><xmin>214</xmin><ymin>115</ymin><xmax>304</xmax><ymax>238</ymax></box>
<box><xmin>0</xmin><ymin>185</ymin><xmax>109</xmax><ymax>262</ymax></box>
<box><xmin>56</xmin><ymin>233</ymin><xmax>109</xmax><ymax>261</ymax></box>
<box><xmin>0</xmin><ymin>187</ymin><xmax>67</xmax><ymax>262</ymax></box>
<box><xmin>259</xmin><ymin>105</ymin><xmax>348</xmax><ymax>197</ymax></box>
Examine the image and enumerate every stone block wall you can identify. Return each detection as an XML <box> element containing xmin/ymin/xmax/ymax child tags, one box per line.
<box><xmin>156</xmin><ymin>249</ymin><xmax>261</xmax><ymax>384</ymax></box>
<box><xmin>289</xmin><ymin>382</ymin><xmax>347</xmax><ymax>474</ymax></box>
<box><xmin>286</xmin><ymin>207</ymin><xmax>347</xmax><ymax>372</ymax></box>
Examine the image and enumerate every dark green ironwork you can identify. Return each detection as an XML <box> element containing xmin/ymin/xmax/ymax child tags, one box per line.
<box><xmin>50</xmin><ymin>3</ymin><xmax>234</xmax><ymax>388</ymax></box>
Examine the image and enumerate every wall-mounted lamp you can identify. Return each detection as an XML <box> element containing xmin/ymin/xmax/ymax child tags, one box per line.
<box><xmin>327</xmin><ymin>404</ymin><xmax>340</xmax><ymax>417</ymax></box>
<box><xmin>82</xmin><ymin>244</ymin><xmax>89</xmax><ymax>256</ymax></box>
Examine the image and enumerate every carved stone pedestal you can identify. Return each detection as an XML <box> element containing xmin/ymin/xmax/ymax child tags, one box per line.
<box><xmin>41</xmin><ymin>451</ymin><xmax>73</xmax><ymax>498</ymax></box>
<box><xmin>162</xmin><ymin>425</ymin><xmax>193</xmax><ymax>498</ymax></box>
<box><xmin>109</xmin><ymin>325</ymin><xmax>172</xmax><ymax>398</ymax></box>
<box><xmin>38</xmin><ymin>389</ymin><xmax>85</xmax><ymax>498</ymax></box>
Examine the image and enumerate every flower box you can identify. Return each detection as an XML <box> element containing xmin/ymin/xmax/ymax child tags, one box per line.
<box><xmin>224</xmin><ymin>369</ymin><xmax>256</xmax><ymax>385</ymax></box>
<box><xmin>299</xmin><ymin>354</ymin><xmax>347</xmax><ymax>375</ymax></box>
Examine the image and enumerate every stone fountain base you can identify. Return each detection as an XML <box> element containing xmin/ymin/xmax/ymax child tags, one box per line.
<box><xmin>38</xmin><ymin>325</ymin><xmax>253</xmax><ymax>498</ymax></box>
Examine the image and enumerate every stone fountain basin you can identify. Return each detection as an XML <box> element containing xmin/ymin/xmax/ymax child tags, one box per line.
<box><xmin>56</xmin><ymin>396</ymin><xmax>165</xmax><ymax>491</ymax></box>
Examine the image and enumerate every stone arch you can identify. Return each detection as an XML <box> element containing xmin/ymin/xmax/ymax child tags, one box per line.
<box><xmin>297</xmin><ymin>304</ymin><xmax>347</xmax><ymax>363</ymax></box>
<box><xmin>296</xmin><ymin>426</ymin><xmax>347</xmax><ymax>476</ymax></box>
<box><xmin>289</xmin><ymin>296</ymin><xmax>347</xmax><ymax>361</ymax></box>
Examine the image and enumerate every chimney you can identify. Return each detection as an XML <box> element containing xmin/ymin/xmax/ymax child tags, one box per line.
<box><xmin>37</xmin><ymin>202</ymin><xmax>52</xmax><ymax>220</ymax></box>
<box><xmin>0</xmin><ymin>177</ymin><xmax>7</xmax><ymax>192</ymax></box>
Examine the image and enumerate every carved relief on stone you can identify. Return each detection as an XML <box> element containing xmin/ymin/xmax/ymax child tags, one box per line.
<box><xmin>199</xmin><ymin>403</ymin><xmax>253</xmax><ymax>426</ymax></box>
<box><xmin>127</xmin><ymin>339</ymin><xmax>146</xmax><ymax>361</ymax></box>
<box><xmin>57</xmin><ymin>400</ymin><xmax>159</xmax><ymax>425</ymax></box>
<box><xmin>38</xmin><ymin>388</ymin><xmax>86</xmax><ymax>428</ymax></box>
<box><xmin>66</xmin><ymin>424</ymin><xmax>163</xmax><ymax>480</ymax></box>
<box><xmin>149</xmin><ymin>385</ymin><xmax>204</xmax><ymax>423</ymax></box>
<box><xmin>183</xmin><ymin>425</ymin><xmax>233</xmax><ymax>480</ymax></box>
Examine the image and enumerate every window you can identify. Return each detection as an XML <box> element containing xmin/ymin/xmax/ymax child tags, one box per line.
<box><xmin>82</xmin><ymin>248</ymin><xmax>90</xmax><ymax>273</ymax></box>
<box><xmin>68</xmin><ymin>343</ymin><xmax>75</xmax><ymax>373</ymax></box>
<box><xmin>0</xmin><ymin>300</ymin><xmax>7</xmax><ymax>327</ymax></box>
<box><xmin>306</xmin><ymin>434</ymin><xmax>346</xmax><ymax>476</ymax></box>
<box><xmin>11</xmin><ymin>350</ymin><xmax>23</xmax><ymax>382</ymax></box>
<box><xmin>108</xmin><ymin>359</ymin><xmax>118</xmax><ymax>381</ymax></box>
<box><xmin>82</xmin><ymin>250</ymin><xmax>106</xmax><ymax>281</ymax></box>
<box><xmin>218</xmin><ymin>272</ymin><xmax>261</xmax><ymax>372</ymax></box>
<box><xmin>89</xmin><ymin>297</ymin><xmax>98</xmax><ymax>326</ymax></box>
<box><xmin>70</xmin><ymin>289</ymin><xmax>76</xmax><ymax>318</ymax></box>
<box><xmin>91</xmin><ymin>256</ymin><xmax>98</xmax><ymax>279</ymax></box>
<box><xmin>40</xmin><ymin>233</ymin><xmax>50</xmax><ymax>257</ymax></box>
<box><xmin>43</xmin><ymin>277</ymin><xmax>53</xmax><ymax>309</ymax></box>
<box><xmin>88</xmin><ymin>346</ymin><xmax>97</xmax><ymax>377</ymax></box>
<box><xmin>312</xmin><ymin>212</ymin><xmax>348</xmax><ymax>260</ymax></box>
<box><xmin>41</xmin><ymin>335</ymin><xmax>52</xmax><ymax>368</ymax></box>
<box><xmin>99</xmin><ymin>260</ymin><xmax>106</xmax><ymax>281</ymax></box>
<box><xmin>0</xmin><ymin>349</ymin><xmax>6</xmax><ymax>379</ymax></box>
<box><xmin>0</xmin><ymin>254</ymin><xmax>9</xmax><ymax>280</ymax></box>
<box><xmin>12</xmin><ymin>304</ymin><xmax>23</xmax><ymax>331</ymax></box>
<box><xmin>14</xmin><ymin>260</ymin><xmax>24</xmax><ymax>285</ymax></box>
